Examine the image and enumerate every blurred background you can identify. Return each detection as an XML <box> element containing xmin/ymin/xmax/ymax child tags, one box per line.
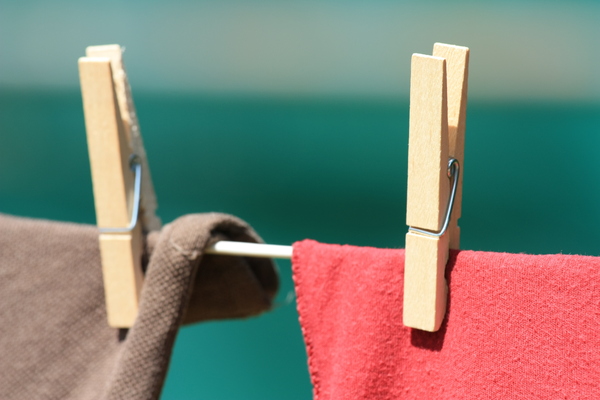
<box><xmin>1</xmin><ymin>0</ymin><xmax>599</xmax><ymax>398</ymax></box>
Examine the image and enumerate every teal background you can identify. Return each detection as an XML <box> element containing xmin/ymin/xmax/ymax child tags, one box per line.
<box><xmin>1</xmin><ymin>0</ymin><xmax>600</xmax><ymax>398</ymax></box>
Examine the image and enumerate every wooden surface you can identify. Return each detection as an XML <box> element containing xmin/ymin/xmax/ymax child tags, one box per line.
<box><xmin>86</xmin><ymin>45</ymin><xmax>161</xmax><ymax>232</ymax></box>
<box><xmin>403</xmin><ymin>44</ymin><xmax>470</xmax><ymax>332</ymax></box>
<box><xmin>79</xmin><ymin>58</ymin><xmax>143</xmax><ymax>327</ymax></box>
<box><xmin>432</xmin><ymin>43</ymin><xmax>469</xmax><ymax>250</ymax></box>
<box><xmin>404</xmin><ymin>231</ymin><xmax>449</xmax><ymax>331</ymax></box>
<box><xmin>406</xmin><ymin>55</ymin><xmax>449</xmax><ymax>232</ymax></box>
<box><xmin>403</xmin><ymin>53</ymin><xmax>450</xmax><ymax>332</ymax></box>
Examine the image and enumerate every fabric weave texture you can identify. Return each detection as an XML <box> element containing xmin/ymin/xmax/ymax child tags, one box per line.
<box><xmin>0</xmin><ymin>213</ymin><xmax>278</xmax><ymax>400</ymax></box>
<box><xmin>292</xmin><ymin>239</ymin><xmax>600</xmax><ymax>399</ymax></box>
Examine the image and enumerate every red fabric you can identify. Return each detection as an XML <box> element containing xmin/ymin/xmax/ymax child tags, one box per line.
<box><xmin>292</xmin><ymin>240</ymin><xmax>600</xmax><ymax>399</ymax></box>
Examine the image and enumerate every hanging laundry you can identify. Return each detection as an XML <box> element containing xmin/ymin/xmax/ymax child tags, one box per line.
<box><xmin>292</xmin><ymin>239</ymin><xmax>600</xmax><ymax>399</ymax></box>
<box><xmin>0</xmin><ymin>213</ymin><xmax>278</xmax><ymax>400</ymax></box>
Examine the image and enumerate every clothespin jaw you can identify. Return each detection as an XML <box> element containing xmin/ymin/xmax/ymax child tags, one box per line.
<box><xmin>433</xmin><ymin>43</ymin><xmax>469</xmax><ymax>250</ymax></box>
<box><xmin>403</xmin><ymin>44</ymin><xmax>469</xmax><ymax>332</ymax></box>
<box><xmin>79</xmin><ymin>45</ymin><xmax>161</xmax><ymax>328</ymax></box>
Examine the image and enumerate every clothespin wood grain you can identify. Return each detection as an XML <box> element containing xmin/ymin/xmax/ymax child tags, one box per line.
<box><xmin>403</xmin><ymin>43</ymin><xmax>469</xmax><ymax>332</ymax></box>
<box><xmin>79</xmin><ymin>45</ymin><xmax>160</xmax><ymax>328</ymax></box>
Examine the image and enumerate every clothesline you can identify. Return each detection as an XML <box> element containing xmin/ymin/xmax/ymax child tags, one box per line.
<box><xmin>205</xmin><ymin>241</ymin><xmax>293</xmax><ymax>259</ymax></box>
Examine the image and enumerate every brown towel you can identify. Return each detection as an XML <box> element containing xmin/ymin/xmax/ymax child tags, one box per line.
<box><xmin>0</xmin><ymin>213</ymin><xmax>278</xmax><ymax>399</ymax></box>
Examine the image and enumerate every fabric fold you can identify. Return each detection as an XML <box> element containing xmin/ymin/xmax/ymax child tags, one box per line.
<box><xmin>0</xmin><ymin>212</ymin><xmax>278</xmax><ymax>400</ymax></box>
<box><xmin>292</xmin><ymin>239</ymin><xmax>600</xmax><ymax>399</ymax></box>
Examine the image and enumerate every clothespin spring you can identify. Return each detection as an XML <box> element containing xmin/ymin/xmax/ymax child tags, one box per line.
<box><xmin>408</xmin><ymin>158</ymin><xmax>459</xmax><ymax>238</ymax></box>
<box><xmin>99</xmin><ymin>154</ymin><xmax>142</xmax><ymax>234</ymax></box>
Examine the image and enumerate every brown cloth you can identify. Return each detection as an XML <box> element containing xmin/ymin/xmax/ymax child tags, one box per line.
<box><xmin>0</xmin><ymin>213</ymin><xmax>278</xmax><ymax>399</ymax></box>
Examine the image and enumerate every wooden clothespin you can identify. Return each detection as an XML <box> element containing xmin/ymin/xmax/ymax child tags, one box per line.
<box><xmin>79</xmin><ymin>45</ymin><xmax>161</xmax><ymax>328</ymax></box>
<box><xmin>403</xmin><ymin>43</ymin><xmax>469</xmax><ymax>332</ymax></box>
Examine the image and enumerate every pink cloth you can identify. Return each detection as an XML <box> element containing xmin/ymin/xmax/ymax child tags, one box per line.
<box><xmin>292</xmin><ymin>240</ymin><xmax>600</xmax><ymax>399</ymax></box>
